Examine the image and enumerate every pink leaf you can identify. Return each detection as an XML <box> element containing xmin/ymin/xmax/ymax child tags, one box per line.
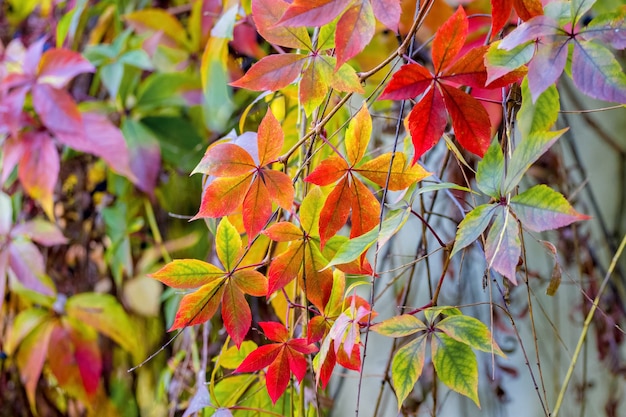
<box><xmin>37</xmin><ymin>49</ymin><xmax>95</xmax><ymax>88</ymax></box>
<box><xmin>9</xmin><ymin>240</ymin><xmax>54</xmax><ymax>296</ymax></box>
<box><xmin>32</xmin><ymin>83</ymin><xmax>86</xmax><ymax>146</ymax></box>
<box><xmin>11</xmin><ymin>219</ymin><xmax>68</xmax><ymax>246</ymax></box>
<box><xmin>278</xmin><ymin>0</ymin><xmax>353</xmax><ymax>28</ymax></box>
<box><xmin>499</xmin><ymin>15</ymin><xmax>560</xmax><ymax>50</ymax></box>
<box><xmin>527</xmin><ymin>40</ymin><xmax>569</xmax><ymax>102</ymax></box>
<box><xmin>80</xmin><ymin>112</ymin><xmax>136</xmax><ymax>182</ymax></box>
<box><xmin>18</xmin><ymin>132</ymin><xmax>59</xmax><ymax>217</ymax></box>
<box><xmin>371</xmin><ymin>0</ymin><xmax>401</xmax><ymax>32</ymax></box>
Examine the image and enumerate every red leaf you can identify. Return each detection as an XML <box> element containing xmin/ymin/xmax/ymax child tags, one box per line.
<box><xmin>230</xmin><ymin>54</ymin><xmax>307</xmax><ymax>91</ymax></box>
<box><xmin>278</xmin><ymin>0</ymin><xmax>353</xmax><ymax>28</ymax></box>
<box><xmin>335</xmin><ymin>1</ymin><xmax>375</xmax><ymax>68</ymax></box>
<box><xmin>349</xmin><ymin>177</ymin><xmax>380</xmax><ymax>238</ymax></box>
<box><xmin>235</xmin><ymin>344</ymin><xmax>281</xmax><ymax>372</ymax></box>
<box><xmin>318</xmin><ymin>176</ymin><xmax>352</xmax><ymax>247</ymax></box>
<box><xmin>222</xmin><ymin>284</ymin><xmax>251</xmax><ymax>347</ymax></box>
<box><xmin>440</xmin><ymin>84</ymin><xmax>491</xmax><ymax>157</ymax></box>
<box><xmin>336</xmin><ymin>342</ymin><xmax>361</xmax><ymax>371</ymax></box>
<box><xmin>242</xmin><ymin>176</ymin><xmax>272</xmax><ymax>238</ymax></box>
<box><xmin>371</xmin><ymin>0</ymin><xmax>401</xmax><ymax>32</ymax></box>
<box><xmin>195</xmin><ymin>174</ymin><xmax>253</xmax><ymax>219</ymax></box>
<box><xmin>443</xmin><ymin>45</ymin><xmax>490</xmax><ymax>89</ymax></box>
<box><xmin>432</xmin><ymin>6</ymin><xmax>468</xmax><ymax>72</ymax></box>
<box><xmin>252</xmin><ymin>0</ymin><xmax>312</xmax><ymax>49</ymax></box>
<box><xmin>265</xmin><ymin>350</ymin><xmax>291</xmax><ymax>403</ymax></box>
<box><xmin>304</xmin><ymin>156</ymin><xmax>349</xmax><ymax>185</ymax></box>
<box><xmin>378</xmin><ymin>63</ymin><xmax>433</xmax><ymax>101</ymax></box>
<box><xmin>32</xmin><ymin>83</ymin><xmax>85</xmax><ymax>146</ymax></box>
<box><xmin>406</xmin><ymin>88</ymin><xmax>447</xmax><ymax>161</ymax></box>
<box><xmin>37</xmin><ymin>49</ymin><xmax>95</xmax><ymax>88</ymax></box>
<box><xmin>260</xmin><ymin>321</ymin><xmax>289</xmax><ymax>342</ymax></box>
<box><xmin>491</xmin><ymin>0</ymin><xmax>513</xmax><ymax>35</ymax></box>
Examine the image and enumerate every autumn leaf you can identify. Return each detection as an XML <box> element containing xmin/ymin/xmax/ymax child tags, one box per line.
<box><xmin>263</xmin><ymin>188</ymin><xmax>334</xmax><ymax>310</ymax></box>
<box><xmin>151</xmin><ymin>218</ymin><xmax>268</xmax><ymax>346</ymax></box>
<box><xmin>379</xmin><ymin>6</ymin><xmax>514</xmax><ymax>161</ymax></box>
<box><xmin>305</xmin><ymin>104</ymin><xmax>428</xmax><ymax>247</ymax></box>
<box><xmin>235</xmin><ymin>321</ymin><xmax>318</xmax><ymax>404</ymax></box>
<box><xmin>193</xmin><ymin>110</ymin><xmax>294</xmax><ymax>238</ymax></box>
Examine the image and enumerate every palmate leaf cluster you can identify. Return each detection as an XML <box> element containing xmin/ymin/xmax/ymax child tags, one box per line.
<box><xmin>1</xmin><ymin>0</ymin><xmax>624</xmax><ymax>415</ymax></box>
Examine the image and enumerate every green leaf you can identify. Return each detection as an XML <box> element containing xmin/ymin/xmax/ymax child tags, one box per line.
<box><xmin>518</xmin><ymin>78</ymin><xmax>560</xmax><ymax>139</ymax></box>
<box><xmin>218</xmin><ymin>341</ymin><xmax>258</xmax><ymax>369</ymax></box>
<box><xmin>476</xmin><ymin>142</ymin><xmax>504</xmax><ymax>198</ymax></box>
<box><xmin>437</xmin><ymin>315</ymin><xmax>505</xmax><ymax>357</ymax></box>
<box><xmin>66</xmin><ymin>293</ymin><xmax>140</xmax><ymax>359</ymax></box>
<box><xmin>118</xmin><ymin>49</ymin><xmax>153</xmax><ymax>70</ymax></box>
<box><xmin>414</xmin><ymin>182</ymin><xmax>476</xmax><ymax>197</ymax></box>
<box><xmin>326</xmin><ymin>208</ymin><xmax>410</xmax><ymax>268</ymax></box>
<box><xmin>5</xmin><ymin>308</ymin><xmax>50</xmax><ymax>354</ymax></box>
<box><xmin>431</xmin><ymin>333</ymin><xmax>480</xmax><ymax>407</ymax></box>
<box><xmin>503</xmin><ymin>130</ymin><xmax>566</xmax><ymax>193</ymax></box>
<box><xmin>451</xmin><ymin>204</ymin><xmax>497</xmax><ymax>257</ymax></box>
<box><xmin>391</xmin><ymin>336</ymin><xmax>428</xmax><ymax>409</ymax></box>
<box><xmin>510</xmin><ymin>184</ymin><xmax>591</xmax><ymax>232</ymax></box>
<box><xmin>300</xmin><ymin>187</ymin><xmax>325</xmax><ymax>236</ymax></box>
<box><xmin>485</xmin><ymin>41</ymin><xmax>534</xmax><ymax>85</ymax></box>
<box><xmin>373</xmin><ymin>314</ymin><xmax>426</xmax><ymax>338</ymax></box>
<box><xmin>202</xmin><ymin>37</ymin><xmax>234</xmax><ymax>132</ymax></box>
<box><xmin>216</xmin><ymin>217</ymin><xmax>242</xmax><ymax>272</ymax></box>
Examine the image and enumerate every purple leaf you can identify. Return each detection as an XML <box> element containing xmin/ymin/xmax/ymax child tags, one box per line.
<box><xmin>371</xmin><ymin>0</ymin><xmax>401</xmax><ymax>32</ymax></box>
<box><xmin>0</xmin><ymin>192</ymin><xmax>12</xmax><ymax>236</ymax></box>
<box><xmin>0</xmin><ymin>135</ymin><xmax>25</xmax><ymax>184</ymax></box>
<box><xmin>484</xmin><ymin>207</ymin><xmax>520</xmax><ymax>285</ymax></box>
<box><xmin>11</xmin><ymin>219</ymin><xmax>68</xmax><ymax>246</ymax></box>
<box><xmin>499</xmin><ymin>16</ymin><xmax>561</xmax><ymax>50</ymax></box>
<box><xmin>580</xmin><ymin>8</ymin><xmax>626</xmax><ymax>49</ymax></box>
<box><xmin>23</xmin><ymin>38</ymin><xmax>46</xmax><ymax>75</ymax></box>
<box><xmin>510</xmin><ymin>184</ymin><xmax>591</xmax><ymax>232</ymax></box>
<box><xmin>121</xmin><ymin>119</ymin><xmax>161</xmax><ymax>197</ymax></box>
<box><xmin>80</xmin><ymin>113</ymin><xmax>137</xmax><ymax>182</ymax></box>
<box><xmin>181</xmin><ymin>384</ymin><xmax>212</xmax><ymax>417</ymax></box>
<box><xmin>527</xmin><ymin>39</ymin><xmax>569</xmax><ymax>102</ymax></box>
<box><xmin>9</xmin><ymin>239</ymin><xmax>55</xmax><ymax>296</ymax></box>
<box><xmin>572</xmin><ymin>40</ymin><xmax>626</xmax><ymax>103</ymax></box>
<box><xmin>32</xmin><ymin>83</ymin><xmax>86</xmax><ymax>147</ymax></box>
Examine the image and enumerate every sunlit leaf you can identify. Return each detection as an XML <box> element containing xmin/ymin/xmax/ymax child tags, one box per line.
<box><xmin>373</xmin><ymin>314</ymin><xmax>425</xmax><ymax>337</ymax></box>
<box><xmin>437</xmin><ymin>315</ymin><xmax>505</xmax><ymax>357</ymax></box>
<box><xmin>391</xmin><ymin>335</ymin><xmax>427</xmax><ymax>409</ymax></box>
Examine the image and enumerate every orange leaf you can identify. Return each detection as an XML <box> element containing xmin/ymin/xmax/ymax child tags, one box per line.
<box><xmin>192</xmin><ymin>143</ymin><xmax>256</xmax><ymax>177</ymax></box>
<box><xmin>304</xmin><ymin>156</ymin><xmax>349</xmax><ymax>186</ymax></box>
<box><xmin>257</xmin><ymin>110</ymin><xmax>284</xmax><ymax>166</ymax></box>
<box><xmin>169</xmin><ymin>280</ymin><xmax>225</xmax><ymax>330</ymax></box>
<box><xmin>264</xmin><ymin>170</ymin><xmax>294</xmax><ymax>211</ymax></box>
<box><xmin>195</xmin><ymin>174</ymin><xmax>253</xmax><ymax>219</ymax></box>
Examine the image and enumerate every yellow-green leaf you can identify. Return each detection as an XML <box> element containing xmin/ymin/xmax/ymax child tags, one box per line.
<box><xmin>437</xmin><ymin>315</ymin><xmax>505</xmax><ymax>357</ymax></box>
<box><xmin>216</xmin><ymin>217</ymin><xmax>242</xmax><ymax>272</ymax></box>
<box><xmin>431</xmin><ymin>333</ymin><xmax>480</xmax><ymax>407</ymax></box>
<box><xmin>356</xmin><ymin>153</ymin><xmax>431</xmax><ymax>190</ymax></box>
<box><xmin>373</xmin><ymin>314</ymin><xmax>425</xmax><ymax>338</ymax></box>
<box><xmin>391</xmin><ymin>335</ymin><xmax>427</xmax><ymax>409</ymax></box>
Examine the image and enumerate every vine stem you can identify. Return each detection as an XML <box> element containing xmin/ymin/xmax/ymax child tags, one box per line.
<box><xmin>552</xmin><ymin>233</ymin><xmax>626</xmax><ymax>417</ymax></box>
